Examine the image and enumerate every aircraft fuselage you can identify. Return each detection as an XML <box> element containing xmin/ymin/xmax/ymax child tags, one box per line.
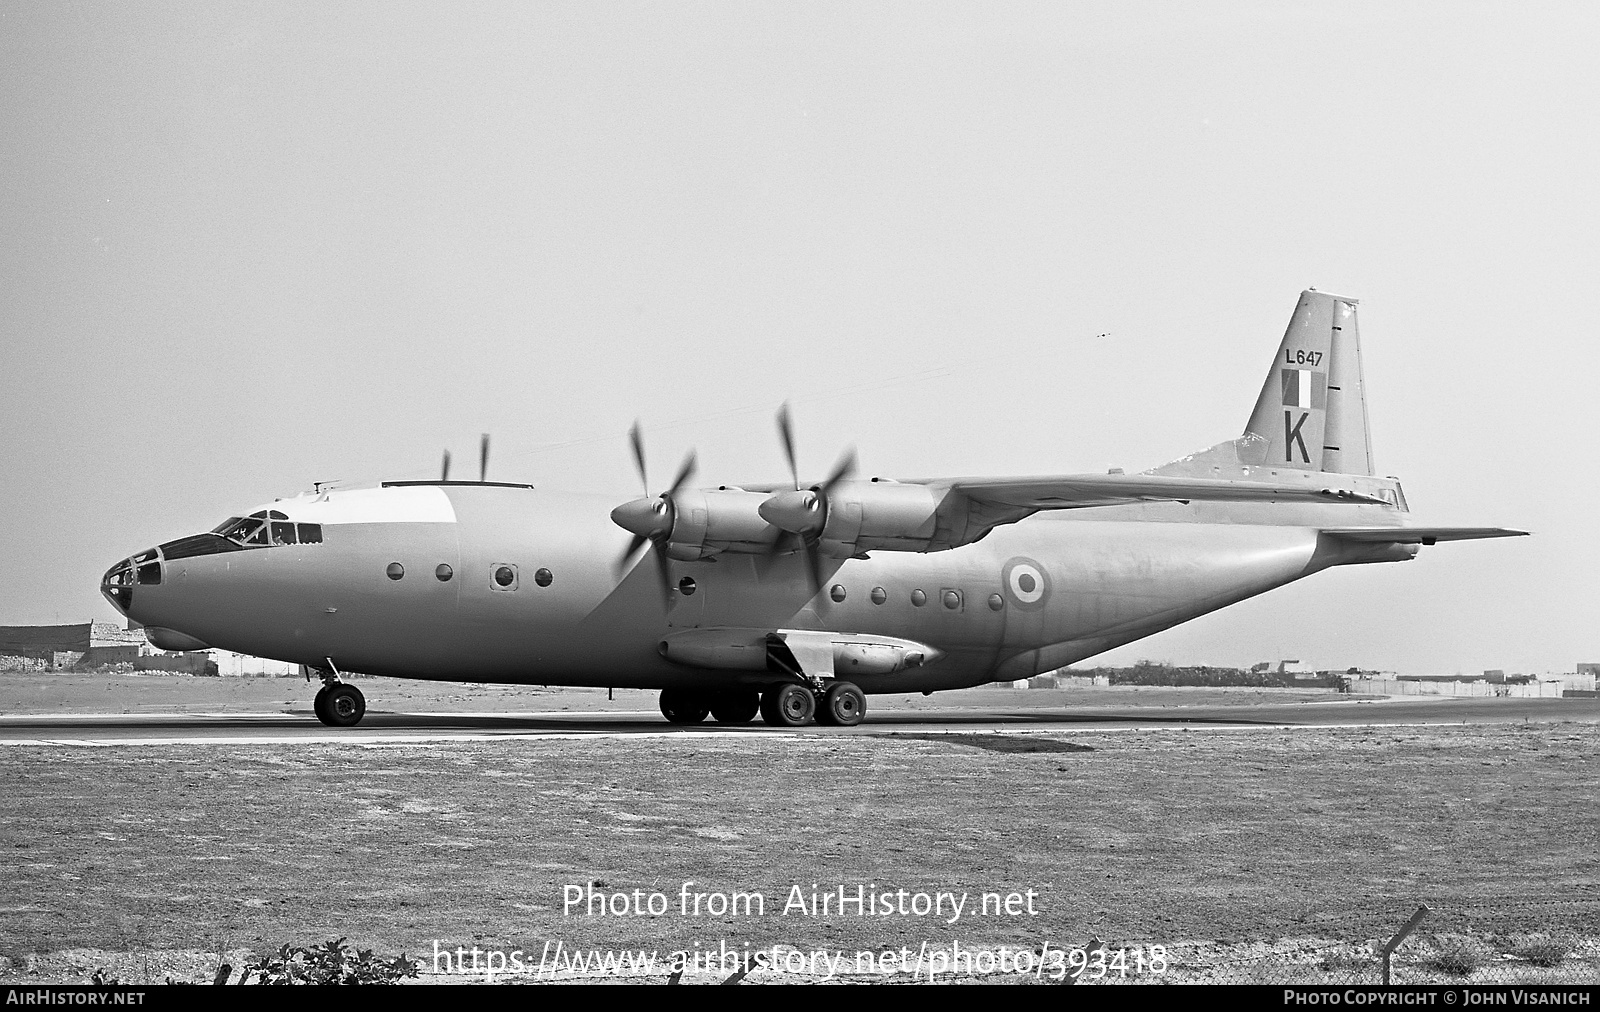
<box><xmin>107</xmin><ymin>483</ymin><xmax>1414</xmax><ymax>693</ymax></box>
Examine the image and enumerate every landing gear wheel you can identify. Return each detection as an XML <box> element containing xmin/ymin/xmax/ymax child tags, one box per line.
<box><xmin>321</xmin><ymin>683</ymin><xmax>365</xmax><ymax>727</ymax></box>
<box><xmin>821</xmin><ymin>682</ymin><xmax>866</xmax><ymax>727</ymax></box>
<box><xmin>659</xmin><ymin>688</ymin><xmax>711</xmax><ymax>725</ymax></box>
<box><xmin>312</xmin><ymin>686</ymin><xmax>331</xmax><ymax>724</ymax></box>
<box><xmin>760</xmin><ymin>684</ymin><xmax>816</xmax><ymax>727</ymax></box>
<box><xmin>709</xmin><ymin>691</ymin><xmax>760</xmax><ymax>725</ymax></box>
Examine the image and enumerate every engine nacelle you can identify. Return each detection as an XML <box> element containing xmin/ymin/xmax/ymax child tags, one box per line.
<box><xmin>815</xmin><ymin>480</ymin><xmax>945</xmax><ymax>558</ymax></box>
<box><xmin>663</xmin><ymin>487</ymin><xmax>780</xmax><ymax>561</ymax></box>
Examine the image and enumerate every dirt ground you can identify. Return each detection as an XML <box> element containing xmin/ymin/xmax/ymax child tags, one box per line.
<box><xmin>1</xmin><ymin>705</ymin><xmax>1596</xmax><ymax>984</ymax></box>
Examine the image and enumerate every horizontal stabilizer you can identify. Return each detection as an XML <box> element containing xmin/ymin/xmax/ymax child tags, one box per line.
<box><xmin>950</xmin><ymin>473</ymin><xmax>1389</xmax><ymax>510</ymax></box>
<box><xmin>1321</xmin><ymin>526</ymin><xmax>1529</xmax><ymax>545</ymax></box>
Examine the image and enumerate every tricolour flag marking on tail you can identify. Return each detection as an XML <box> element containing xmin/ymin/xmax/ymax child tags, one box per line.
<box><xmin>1280</xmin><ymin>368</ymin><xmax>1326</xmax><ymax>410</ymax></box>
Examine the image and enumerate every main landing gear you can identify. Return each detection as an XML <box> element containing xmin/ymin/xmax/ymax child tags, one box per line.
<box><xmin>312</xmin><ymin>670</ymin><xmax>366</xmax><ymax>727</ymax></box>
<box><xmin>658</xmin><ymin>682</ymin><xmax>865</xmax><ymax>728</ymax></box>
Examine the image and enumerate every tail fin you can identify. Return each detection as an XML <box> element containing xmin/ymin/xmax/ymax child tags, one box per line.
<box><xmin>1151</xmin><ymin>289</ymin><xmax>1375</xmax><ymax>478</ymax></box>
<box><xmin>1244</xmin><ymin>290</ymin><xmax>1374</xmax><ymax>475</ymax></box>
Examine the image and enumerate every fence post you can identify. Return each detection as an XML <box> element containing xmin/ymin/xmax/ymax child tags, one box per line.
<box><xmin>1382</xmin><ymin>905</ymin><xmax>1431</xmax><ymax>984</ymax></box>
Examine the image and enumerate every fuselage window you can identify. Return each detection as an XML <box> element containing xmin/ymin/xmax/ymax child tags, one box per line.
<box><xmin>493</xmin><ymin>565</ymin><xmax>517</xmax><ymax>589</ymax></box>
<box><xmin>829</xmin><ymin>584</ymin><xmax>846</xmax><ymax>603</ymax></box>
<box><xmin>436</xmin><ymin>564</ymin><xmax>453</xmax><ymax>582</ymax></box>
<box><xmin>535</xmin><ymin>568</ymin><xmax>553</xmax><ymax>588</ymax></box>
<box><xmin>988</xmin><ymin>593</ymin><xmax>1004</xmax><ymax>611</ymax></box>
<box><xmin>271</xmin><ymin>522</ymin><xmax>297</xmax><ymax>545</ymax></box>
<box><xmin>677</xmin><ymin>576</ymin><xmax>696</xmax><ymax>596</ymax></box>
<box><xmin>386</xmin><ymin>562</ymin><xmax>405</xmax><ymax>581</ymax></box>
<box><xmin>910</xmin><ymin>589</ymin><xmax>927</xmax><ymax>607</ymax></box>
<box><xmin>870</xmin><ymin>587</ymin><xmax>887</xmax><ymax>605</ymax></box>
<box><xmin>297</xmin><ymin>523</ymin><xmax>323</xmax><ymax>544</ymax></box>
<box><xmin>943</xmin><ymin>590</ymin><xmax>962</xmax><ymax>610</ymax></box>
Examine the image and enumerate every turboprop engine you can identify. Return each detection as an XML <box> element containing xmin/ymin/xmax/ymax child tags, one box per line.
<box><xmin>611</xmin><ymin>486</ymin><xmax>781</xmax><ymax>561</ymax></box>
<box><xmin>758</xmin><ymin>478</ymin><xmax>947</xmax><ymax>557</ymax></box>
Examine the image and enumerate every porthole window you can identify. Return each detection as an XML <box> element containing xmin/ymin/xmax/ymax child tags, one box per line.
<box><xmin>829</xmin><ymin>584</ymin><xmax>846</xmax><ymax>603</ymax></box>
<box><xmin>493</xmin><ymin>565</ymin><xmax>517</xmax><ymax>588</ymax></box>
<box><xmin>435</xmin><ymin>564</ymin><xmax>453</xmax><ymax>582</ymax></box>
<box><xmin>535</xmin><ymin>568</ymin><xmax>553</xmax><ymax>588</ymax></box>
<box><xmin>988</xmin><ymin>593</ymin><xmax>1004</xmax><ymax>611</ymax></box>
<box><xmin>870</xmin><ymin>587</ymin><xmax>887</xmax><ymax>605</ymax></box>
<box><xmin>910</xmin><ymin>589</ymin><xmax>926</xmax><ymax>607</ymax></box>
<box><xmin>943</xmin><ymin>589</ymin><xmax>962</xmax><ymax>610</ymax></box>
<box><xmin>386</xmin><ymin>562</ymin><xmax>405</xmax><ymax>581</ymax></box>
<box><xmin>678</xmin><ymin>576</ymin><xmax>696</xmax><ymax>596</ymax></box>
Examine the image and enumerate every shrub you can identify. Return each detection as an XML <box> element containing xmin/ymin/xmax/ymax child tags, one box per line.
<box><xmin>244</xmin><ymin>937</ymin><xmax>418</xmax><ymax>985</ymax></box>
<box><xmin>1504</xmin><ymin>934</ymin><xmax>1572</xmax><ymax>968</ymax></box>
<box><xmin>1317</xmin><ymin>948</ymin><xmax>1374</xmax><ymax>973</ymax></box>
<box><xmin>1422</xmin><ymin>935</ymin><xmax>1491</xmax><ymax>977</ymax></box>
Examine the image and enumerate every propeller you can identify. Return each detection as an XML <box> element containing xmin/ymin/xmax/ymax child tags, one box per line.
<box><xmin>759</xmin><ymin>403</ymin><xmax>857</xmax><ymax>592</ymax></box>
<box><xmin>610</xmin><ymin>421</ymin><xmax>697</xmax><ymax>601</ymax></box>
<box><xmin>479</xmin><ymin>433</ymin><xmax>490</xmax><ymax>482</ymax></box>
<box><xmin>440</xmin><ymin>450</ymin><xmax>451</xmax><ymax>482</ymax></box>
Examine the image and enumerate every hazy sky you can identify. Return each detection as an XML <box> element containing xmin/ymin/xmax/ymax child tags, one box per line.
<box><xmin>2</xmin><ymin>3</ymin><xmax>1594</xmax><ymax>673</ymax></box>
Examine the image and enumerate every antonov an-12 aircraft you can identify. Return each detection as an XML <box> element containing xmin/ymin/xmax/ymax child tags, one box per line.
<box><xmin>101</xmin><ymin>291</ymin><xmax>1524</xmax><ymax>728</ymax></box>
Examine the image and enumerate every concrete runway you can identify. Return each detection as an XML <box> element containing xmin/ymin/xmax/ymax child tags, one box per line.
<box><xmin>2</xmin><ymin>695</ymin><xmax>1595</xmax><ymax>746</ymax></box>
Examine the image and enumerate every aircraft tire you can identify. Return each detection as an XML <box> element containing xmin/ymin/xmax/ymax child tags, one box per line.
<box><xmin>761</xmin><ymin>684</ymin><xmax>815</xmax><ymax>727</ymax></box>
<box><xmin>312</xmin><ymin>686</ymin><xmax>331</xmax><ymax>725</ymax></box>
<box><xmin>659</xmin><ymin>688</ymin><xmax>711</xmax><ymax>725</ymax></box>
<box><xmin>709</xmin><ymin>692</ymin><xmax>760</xmax><ymax>724</ymax></box>
<box><xmin>821</xmin><ymin>682</ymin><xmax>865</xmax><ymax>727</ymax></box>
<box><xmin>323</xmin><ymin>683</ymin><xmax>365</xmax><ymax>727</ymax></box>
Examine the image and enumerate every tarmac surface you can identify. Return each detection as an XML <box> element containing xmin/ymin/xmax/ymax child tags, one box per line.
<box><xmin>2</xmin><ymin>695</ymin><xmax>1595</xmax><ymax>746</ymax></box>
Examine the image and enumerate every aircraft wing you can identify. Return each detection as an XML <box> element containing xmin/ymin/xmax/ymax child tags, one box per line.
<box><xmin>945</xmin><ymin>474</ymin><xmax>1390</xmax><ymax>509</ymax></box>
<box><xmin>1321</xmin><ymin>526</ymin><xmax>1529</xmax><ymax>544</ymax></box>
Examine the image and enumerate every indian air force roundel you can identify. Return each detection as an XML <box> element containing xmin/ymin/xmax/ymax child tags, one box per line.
<box><xmin>1002</xmin><ymin>557</ymin><xmax>1051</xmax><ymax>611</ymax></box>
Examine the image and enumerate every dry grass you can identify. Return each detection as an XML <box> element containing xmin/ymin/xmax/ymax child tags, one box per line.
<box><xmin>0</xmin><ymin>721</ymin><xmax>1596</xmax><ymax>983</ymax></box>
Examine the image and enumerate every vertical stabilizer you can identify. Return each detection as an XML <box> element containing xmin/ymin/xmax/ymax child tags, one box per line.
<box><xmin>1243</xmin><ymin>290</ymin><xmax>1374</xmax><ymax>475</ymax></box>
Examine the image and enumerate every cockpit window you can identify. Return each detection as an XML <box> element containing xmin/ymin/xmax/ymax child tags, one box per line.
<box><xmin>202</xmin><ymin>516</ymin><xmax>324</xmax><ymax>549</ymax></box>
<box><xmin>217</xmin><ymin>517</ymin><xmax>266</xmax><ymax>543</ymax></box>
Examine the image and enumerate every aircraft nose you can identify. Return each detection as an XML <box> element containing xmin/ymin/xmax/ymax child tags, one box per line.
<box><xmin>101</xmin><ymin>558</ymin><xmax>136</xmax><ymax>615</ymax></box>
<box><xmin>100</xmin><ymin>548</ymin><xmax>161</xmax><ymax>617</ymax></box>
